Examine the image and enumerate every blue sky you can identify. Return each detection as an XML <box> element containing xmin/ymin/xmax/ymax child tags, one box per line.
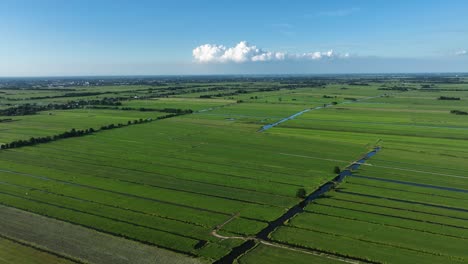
<box><xmin>1</xmin><ymin>0</ymin><xmax>467</xmax><ymax>76</ymax></box>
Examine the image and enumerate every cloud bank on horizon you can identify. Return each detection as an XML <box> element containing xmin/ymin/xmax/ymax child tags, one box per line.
<box><xmin>192</xmin><ymin>41</ymin><xmax>349</xmax><ymax>63</ymax></box>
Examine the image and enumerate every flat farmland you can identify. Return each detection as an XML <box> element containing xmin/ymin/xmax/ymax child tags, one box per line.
<box><xmin>2</xmin><ymin>76</ymin><xmax>468</xmax><ymax>263</ymax></box>
<box><xmin>0</xmin><ymin>111</ymin><xmax>367</xmax><ymax>261</ymax></box>
<box><xmin>257</xmin><ymin>81</ymin><xmax>468</xmax><ymax>263</ymax></box>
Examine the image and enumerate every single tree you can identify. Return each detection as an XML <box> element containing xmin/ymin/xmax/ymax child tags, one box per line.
<box><xmin>296</xmin><ymin>188</ymin><xmax>307</xmax><ymax>199</ymax></box>
<box><xmin>334</xmin><ymin>166</ymin><xmax>341</xmax><ymax>174</ymax></box>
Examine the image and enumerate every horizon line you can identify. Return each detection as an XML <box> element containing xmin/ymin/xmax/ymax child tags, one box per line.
<box><xmin>1</xmin><ymin>72</ymin><xmax>468</xmax><ymax>79</ymax></box>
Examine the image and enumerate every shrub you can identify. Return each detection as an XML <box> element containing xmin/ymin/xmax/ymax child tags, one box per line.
<box><xmin>334</xmin><ymin>166</ymin><xmax>341</xmax><ymax>174</ymax></box>
<box><xmin>296</xmin><ymin>188</ymin><xmax>307</xmax><ymax>199</ymax></box>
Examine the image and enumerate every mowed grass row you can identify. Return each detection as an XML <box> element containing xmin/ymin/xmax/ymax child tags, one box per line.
<box><xmin>335</xmin><ymin>181</ymin><xmax>468</xmax><ymax>211</ymax></box>
<box><xmin>346</xmin><ymin>176</ymin><xmax>468</xmax><ymax>204</ymax></box>
<box><xmin>316</xmin><ymin>190</ymin><xmax>468</xmax><ymax>226</ymax></box>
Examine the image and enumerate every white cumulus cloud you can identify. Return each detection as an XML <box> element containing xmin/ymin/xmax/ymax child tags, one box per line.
<box><xmin>455</xmin><ymin>50</ymin><xmax>467</xmax><ymax>56</ymax></box>
<box><xmin>193</xmin><ymin>41</ymin><xmax>347</xmax><ymax>63</ymax></box>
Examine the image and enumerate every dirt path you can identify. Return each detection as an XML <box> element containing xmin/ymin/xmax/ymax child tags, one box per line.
<box><xmin>212</xmin><ymin>147</ymin><xmax>381</xmax><ymax>264</ymax></box>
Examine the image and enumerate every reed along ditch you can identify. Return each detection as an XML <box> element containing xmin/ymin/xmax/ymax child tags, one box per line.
<box><xmin>214</xmin><ymin>146</ymin><xmax>381</xmax><ymax>264</ymax></box>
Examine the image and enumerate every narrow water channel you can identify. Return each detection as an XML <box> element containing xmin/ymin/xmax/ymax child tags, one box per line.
<box><xmin>258</xmin><ymin>108</ymin><xmax>314</xmax><ymax>132</ymax></box>
<box><xmin>214</xmin><ymin>147</ymin><xmax>381</xmax><ymax>263</ymax></box>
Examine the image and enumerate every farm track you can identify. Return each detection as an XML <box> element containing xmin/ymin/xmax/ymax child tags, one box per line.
<box><xmin>279</xmin><ymin>152</ymin><xmax>352</xmax><ymax>164</ymax></box>
<box><xmin>337</xmin><ymin>190</ymin><xmax>468</xmax><ymax>213</ymax></box>
<box><xmin>362</xmin><ymin>156</ymin><xmax>468</xmax><ymax>174</ymax></box>
<box><xmin>275</xmin><ymin>125</ymin><xmax>468</xmax><ymax>140</ymax></box>
<box><xmin>284</xmin><ymin>225</ymin><xmax>463</xmax><ymax>260</ymax></box>
<box><xmin>209</xmin><ymin>215</ymin><xmax>361</xmax><ymax>264</ymax></box>
<box><xmin>346</xmin><ymin>181</ymin><xmax>468</xmax><ymax>201</ymax></box>
<box><xmin>330</xmin><ymin>197</ymin><xmax>468</xmax><ymax>221</ymax></box>
<box><xmin>350</xmin><ymin>175</ymin><xmax>468</xmax><ymax>193</ymax></box>
<box><xmin>286</xmin><ymin>117</ymin><xmax>468</xmax><ymax>130</ymax></box>
<box><xmin>309</xmin><ymin>203</ymin><xmax>468</xmax><ymax>233</ymax></box>
<box><xmin>211</xmin><ymin>230</ymin><xmax>363</xmax><ymax>264</ymax></box>
<box><xmin>213</xmin><ymin>147</ymin><xmax>381</xmax><ymax>264</ymax></box>
<box><xmin>362</xmin><ymin>163</ymin><xmax>468</xmax><ymax>179</ymax></box>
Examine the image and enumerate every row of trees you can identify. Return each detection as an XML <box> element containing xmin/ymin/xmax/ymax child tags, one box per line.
<box><xmin>438</xmin><ymin>96</ymin><xmax>461</xmax><ymax>100</ymax></box>
<box><xmin>1</xmin><ymin>127</ymin><xmax>96</xmax><ymax>149</ymax></box>
<box><xmin>0</xmin><ymin>98</ymin><xmax>123</xmax><ymax>116</ymax></box>
<box><xmin>378</xmin><ymin>86</ymin><xmax>409</xmax><ymax>91</ymax></box>
<box><xmin>450</xmin><ymin>110</ymin><xmax>468</xmax><ymax>115</ymax></box>
<box><xmin>120</xmin><ymin>107</ymin><xmax>193</xmax><ymax>114</ymax></box>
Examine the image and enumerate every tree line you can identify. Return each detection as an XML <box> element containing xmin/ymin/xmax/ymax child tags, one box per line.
<box><xmin>450</xmin><ymin>110</ymin><xmax>468</xmax><ymax>115</ymax></box>
<box><xmin>119</xmin><ymin>107</ymin><xmax>193</xmax><ymax>114</ymax></box>
<box><xmin>438</xmin><ymin>96</ymin><xmax>461</xmax><ymax>100</ymax></box>
<box><xmin>0</xmin><ymin>113</ymin><xmax>184</xmax><ymax>150</ymax></box>
<box><xmin>0</xmin><ymin>98</ymin><xmax>122</xmax><ymax>116</ymax></box>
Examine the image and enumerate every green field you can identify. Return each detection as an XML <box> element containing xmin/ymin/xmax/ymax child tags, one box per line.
<box><xmin>0</xmin><ymin>238</ymin><xmax>74</xmax><ymax>264</ymax></box>
<box><xmin>1</xmin><ymin>76</ymin><xmax>468</xmax><ymax>263</ymax></box>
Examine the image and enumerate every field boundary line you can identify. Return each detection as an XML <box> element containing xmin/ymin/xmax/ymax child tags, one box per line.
<box><xmin>365</xmin><ymin>164</ymin><xmax>468</xmax><ymax>179</ymax></box>
<box><xmin>259</xmin><ymin>240</ymin><xmax>363</xmax><ymax>264</ymax></box>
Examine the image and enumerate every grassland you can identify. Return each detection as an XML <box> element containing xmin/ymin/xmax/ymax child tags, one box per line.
<box><xmin>259</xmin><ymin>79</ymin><xmax>468</xmax><ymax>263</ymax></box>
<box><xmin>0</xmin><ymin>114</ymin><xmax>367</xmax><ymax>260</ymax></box>
<box><xmin>1</xmin><ymin>76</ymin><xmax>468</xmax><ymax>263</ymax></box>
<box><xmin>0</xmin><ymin>237</ymin><xmax>75</xmax><ymax>264</ymax></box>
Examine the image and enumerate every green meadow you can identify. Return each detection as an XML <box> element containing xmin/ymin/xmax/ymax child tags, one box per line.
<box><xmin>1</xmin><ymin>76</ymin><xmax>468</xmax><ymax>263</ymax></box>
